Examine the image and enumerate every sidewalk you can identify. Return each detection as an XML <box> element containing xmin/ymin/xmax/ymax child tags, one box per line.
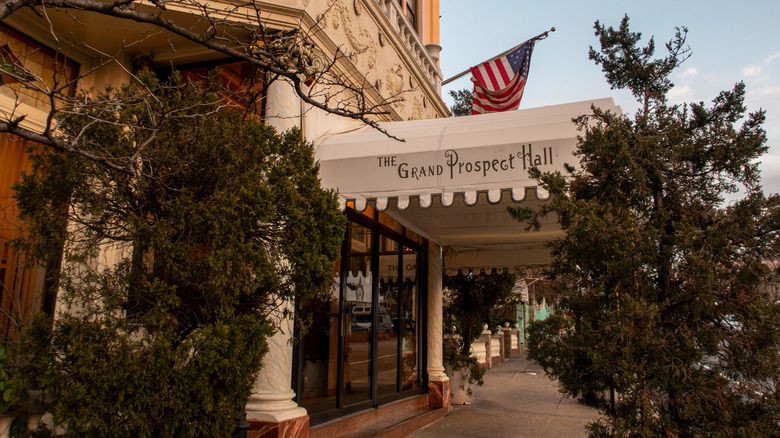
<box><xmin>409</xmin><ymin>353</ymin><xmax>601</xmax><ymax>438</ymax></box>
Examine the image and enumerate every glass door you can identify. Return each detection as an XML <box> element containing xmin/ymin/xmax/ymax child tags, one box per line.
<box><xmin>401</xmin><ymin>247</ymin><xmax>420</xmax><ymax>390</ymax></box>
<box><xmin>343</xmin><ymin>222</ymin><xmax>373</xmax><ymax>406</ymax></box>
<box><xmin>377</xmin><ymin>236</ymin><xmax>400</xmax><ymax>397</ymax></box>
<box><xmin>298</xmin><ymin>263</ymin><xmax>340</xmax><ymax>415</ymax></box>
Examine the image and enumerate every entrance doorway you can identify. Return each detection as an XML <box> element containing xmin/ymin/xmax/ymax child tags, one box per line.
<box><xmin>294</xmin><ymin>208</ymin><xmax>427</xmax><ymax>424</ymax></box>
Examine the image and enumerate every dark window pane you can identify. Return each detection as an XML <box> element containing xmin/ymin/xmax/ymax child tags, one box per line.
<box><xmin>299</xmin><ymin>263</ymin><xmax>341</xmax><ymax>414</ymax></box>
<box><xmin>401</xmin><ymin>249</ymin><xmax>419</xmax><ymax>390</ymax></box>
<box><xmin>343</xmin><ymin>222</ymin><xmax>372</xmax><ymax>405</ymax></box>
<box><xmin>377</xmin><ymin>236</ymin><xmax>399</xmax><ymax>396</ymax></box>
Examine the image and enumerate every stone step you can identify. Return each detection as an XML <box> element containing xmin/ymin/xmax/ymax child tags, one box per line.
<box><xmin>310</xmin><ymin>395</ymin><xmax>449</xmax><ymax>438</ymax></box>
<box><xmin>340</xmin><ymin>406</ymin><xmax>448</xmax><ymax>438</ymax></box>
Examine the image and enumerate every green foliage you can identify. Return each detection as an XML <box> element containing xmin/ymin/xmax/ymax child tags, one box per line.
<box><xmin>442</xmin><ymin>336</ymin><xmax>484</xmax><ymax>387</ymax></box>
<box><xmin>448</xmin><ymin>89</ymin><xmax>473</xmax><ymax>117</ymax></box>
<box><xmin>13</xmin><ymin>72</ymin><xmax>345</xmax><ymax>436</ymax></box>
<box><xmin>0</xmin><ymin>347</ymin><xmax>23</xmax><ymax>414</ymax></box>
<box><xmin>517</xmin><ymin>15</ymin><xmax>780</xmax><ymax>437</ymax></box>
<box><xmin>443</xmin><ymin>270</ymin><xmax>516</xmax><ymax>384</ymax></box>
<box><xmin>22</xmin><ymin>313</ymin><xmax>271</xmax><ymax>438</ymax></box>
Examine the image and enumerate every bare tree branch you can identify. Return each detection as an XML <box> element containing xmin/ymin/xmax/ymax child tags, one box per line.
<box><xmin>0</xmin><ymin>0</ymin><xmax>407</xmax><ymax>171</ymax></box>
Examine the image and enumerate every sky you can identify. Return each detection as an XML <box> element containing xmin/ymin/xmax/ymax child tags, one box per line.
<box><xmin>439</xmin><ymin>0</ymin><xmax>780</xmax><ymax>196</ymax></box>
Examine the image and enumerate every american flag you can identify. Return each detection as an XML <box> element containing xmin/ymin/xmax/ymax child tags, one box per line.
<box><xmin>470</xmin><ymin>40</ymin><xmax>535</xmax><ymax>114</ymax></box>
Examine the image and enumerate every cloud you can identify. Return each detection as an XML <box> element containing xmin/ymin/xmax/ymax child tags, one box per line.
<box><xmin>679</xmin><ymin>67</ymin><xmax>699</xmax><ymax>78</ymax></box>
<box><xmin>750</xmin><ymin>86</ymin><xmax>780</xmax><ymax>97</ymax></box>
<box><xmin>668</xmin><ymin>85</ymin><xmax>693</xmax><ymax>103</ymax></box>
<box><xmin>742</xmin><ymin>65</ymin><xmax>762</xmax><ymax>77</ymax></box>
<box><xmin>740</xmin><ymin>52</ymin><xmax>779</xmax><ymax>80</ymax></box>
<box><xmin>759</xmin><ymin>155</ymin><xmax>780</xmax><ymax>196</ymax></box>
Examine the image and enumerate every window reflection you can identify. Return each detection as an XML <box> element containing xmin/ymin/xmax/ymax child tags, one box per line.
<box><xmin>343</xmin><ymin>222</ymin><xmax>372</xmax><ymax>405</ymax></box>
<box><xmin>377</xmin><ymin>236</ymin><xmax>399</xmax><ymax>396</ymax></box>
<box><xmin>300</xmin><ymin>263</ymin><xmax>340</xmax><ymax>415</ymax></box>
<box><xmin>298</xmin><ymin>214</ymin><xmax>424</xmax><ymax>420</ymax></box>
<box><xmin>401</xmin><ymin>249</ymin><xmax>419</xmax><ymax>390</ymax></box>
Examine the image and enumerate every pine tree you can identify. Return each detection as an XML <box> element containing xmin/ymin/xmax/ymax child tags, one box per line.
<box><xmin>514</xmin><ymin>15</ymin><xmax>780</xmax><ymax>437</ymax></box>
<box><xmin>448</xmin><ymin>89</ymin><xmax>473</xmax><ymax>117</ymax></box>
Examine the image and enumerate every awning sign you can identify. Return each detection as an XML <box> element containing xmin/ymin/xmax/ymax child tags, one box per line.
<box><xmin>387</xmin><ymin>144</ymin><xmax>555</xmax><ymax>182</ymax></box>
<box><xmin>323</xmin><ymin>141</ymin><xmax>570</xmax><ymax>195</ymax></box>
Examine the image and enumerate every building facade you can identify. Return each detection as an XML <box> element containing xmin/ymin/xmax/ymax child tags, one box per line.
<box><xmin>1</xmin><ymin>1</ymin><xmax>450</xmax><ymax>436</ymax></box>
<box><xmin>0</xmin><ymin>1</ymin><xmax>620</xmax><ymax>436</ymax></box>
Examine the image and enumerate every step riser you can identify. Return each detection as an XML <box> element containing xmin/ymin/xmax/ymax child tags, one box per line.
<box><xmin>310</xmin><ymin>395</ymin><xmax>445</xmax><ymax>438</ymax></box>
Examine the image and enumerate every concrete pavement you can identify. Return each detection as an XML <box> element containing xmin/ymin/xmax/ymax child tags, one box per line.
<box><xmin>409</xmin><ymin>353</ymin><xmax>601</xmax><ymax>438</ymax></box>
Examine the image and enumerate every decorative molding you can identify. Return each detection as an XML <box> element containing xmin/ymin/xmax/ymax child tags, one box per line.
<box><xmin>361</xmin><ymin>0</ymin><xmax>448</xmax><ymax>117</ymax></box>
<box><xmin>0</xmin><ymin>97</ymin><xmax>49</xmax><ymax>132</ymax></box>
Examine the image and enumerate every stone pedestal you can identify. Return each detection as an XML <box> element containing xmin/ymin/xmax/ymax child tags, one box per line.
<box><xmin>246</xmin><ymin>416</ymin><xmax>309</xmax><ymax>438</ymax></box>
<box><xmin>428</xmin><ymin>378</ymin><xmax>451</xmax><ymax>408</ymax></box>
<box><xmin>490</xmin><ymin>333</ymin><xmax>502</xmax><ymax>367</ymax></box>
<box><xmin>495</xmin><ymin>326</ymin><xmax>505</xmax><ymax>362</ymax></box>
<box><xmin>511</xmin><ymin>325</ymin><xmax>521</xmax><ymax>354</ymax></box>
<box><xmin>470</xmin><ymin>338</ymin><xmax>488</xmax><ymax>368</ymax></box>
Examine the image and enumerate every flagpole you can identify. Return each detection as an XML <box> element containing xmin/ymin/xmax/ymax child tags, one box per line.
<box><xmin>441</xmin><ymin>27</ymin><xmax>555</xmax><ymax>86</ymax></box>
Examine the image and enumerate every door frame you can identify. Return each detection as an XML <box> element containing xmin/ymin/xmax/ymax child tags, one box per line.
<box><xmin>293</xmin><ymin>208</ymin><xmax>428</xmax><ymax>425</ymax></box>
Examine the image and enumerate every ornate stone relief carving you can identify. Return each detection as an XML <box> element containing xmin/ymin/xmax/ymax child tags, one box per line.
<box><xmin>386</xmin><ymin>64</ymin><xmax>405</xmax><ymax>96</ymax></box>
<box><xmin>317</xmin><ymin>13</ymin><xmax>329</xmax><ymax>29</ymax></box>
<box><xmin>411</xmin><ymin>96</ymin><xmax>424</xmax><ymax>120</ymax></box>
<box><xmin>331</xmin><ymin>0</ymin><xmax>376</xmax><ymax>70</ymax></box>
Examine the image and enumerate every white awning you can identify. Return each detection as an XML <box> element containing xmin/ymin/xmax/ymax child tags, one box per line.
<box><xmin>315</xmin><ymin>98</ymin><xmax>621</xmax><ymax>273</ymax></box>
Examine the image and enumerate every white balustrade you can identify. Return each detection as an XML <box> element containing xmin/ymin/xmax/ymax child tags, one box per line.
<box><xmin>374</xmin><ymin>0</ymin><xmax>441</xmax><ymax>88</ymax></box>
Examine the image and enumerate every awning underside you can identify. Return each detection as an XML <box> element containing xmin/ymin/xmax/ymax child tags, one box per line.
<box><xmin>381</xmin><ymin>188</ymin><xmax>560</xmax><ymax>274</ymax></box>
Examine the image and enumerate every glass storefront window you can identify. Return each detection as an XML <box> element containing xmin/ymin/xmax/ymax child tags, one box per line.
<box><xmin>297</xmin><ymin>210</ymin><xmax>426</xmax><ymax>423</ymax></box>
<box><xmin>406</xmin><ymin>228</ymin><xmax>424</xmax><ymax>245</ymax></box>
<box><xmin>343</xmin><ymin>222</ymin><xmax>373</xmax><ymax>406</ymax></box>
<box><xmin>377</xmin><ymin>236</ymin><xmax>399</xmax><ymax>396</ymax></box>
<box><xmin>401</xmin><ymin>248</ymin><xmax>419</xmax><ymax>390</ymax></box>
<box><xmin>299</xmin><ymin>262</ymin><xmax>341</xmax><ymax>415</ymax></box>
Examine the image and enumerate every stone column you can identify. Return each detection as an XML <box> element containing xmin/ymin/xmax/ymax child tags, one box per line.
<box><xmin>512</xmin><ymin>324</ymin><xmax>521</xmax><ymax>353</ymax></box>
<box><xmin>426</xmin><ymin>242</ymin><xmax>450</xmax><ymax>408</ymax></box>
<box><xmin>264</xmin><ymin>78</ymin><xmax>301</xmax><ymax>134</ymax></box>
<box><xmin>496</xmin><ymin>326</ymin><xmax>505</xmax><ymax>363</ymax></box>
<box><xmin>248</xmin><ymin>83</ymin><xmax>308</xmax><ymax>437</ymax></box>
<box><xmin>245</xmin><ymin>301</ymin><xmax>309</xmax><ymax>438</ymax></box>
<box><xmin>501</xmin><ymin>323</ymin><xmax>513</xmax><ymax>358</ymax></box>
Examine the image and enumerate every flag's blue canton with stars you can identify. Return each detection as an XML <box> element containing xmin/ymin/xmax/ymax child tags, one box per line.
<box><xmin>470</xmin><ymin>40</ymin><xmax>536</xmax><ymax>114</ymax></box>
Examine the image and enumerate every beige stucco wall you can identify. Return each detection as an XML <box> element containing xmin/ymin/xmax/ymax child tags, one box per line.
<box><xmin>3</xmin><ymin>0</ymin><xmax>447</xmax><ymax>140</ymax></box>
<box><xmin>256</xmin><ymin>0</ymin><xmax>448</xmax><ymax>133</ymax></box>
